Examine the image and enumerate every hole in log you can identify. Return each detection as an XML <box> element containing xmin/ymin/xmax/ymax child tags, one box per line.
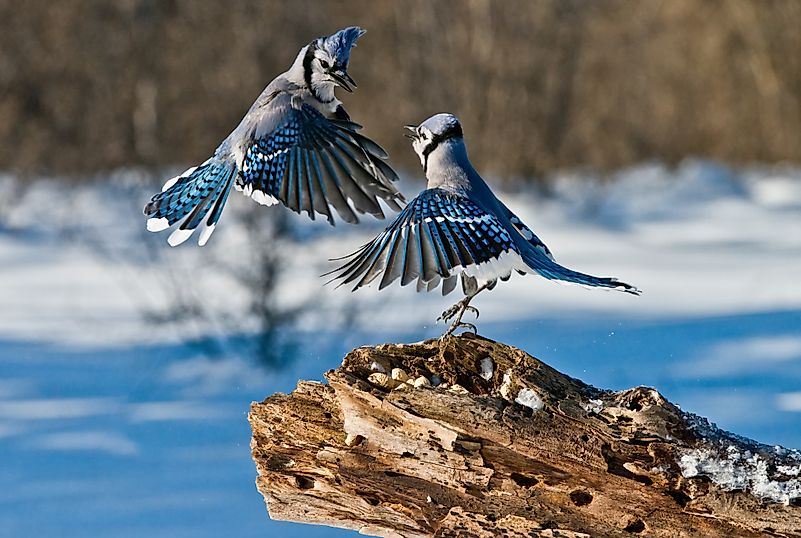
<box><xmin>510</xmin><ymin>473</ymin><xmax>539</xmax><ymax>488</ymax></box>
<box><xmin>400</xmin><ymin>451</ymin><xmax>414</xmax><ymax>458</ymax></box>
<box><xmin>668</xmin><ymin>489</ymin><xmax>691</xmax><ymax>507</ymax></box>
<box><xmin>569</xmin><ymin>489</ymin><xmax>593</xmax><ymax>506</ymax></box>
<box><xmin>294</xmin><ymin>475</ymin><xmax>315</xmax><ymax>489</ymax></box>
<box><xmin>624</xmin><ymin>518</ymin><xmax>646</xmax><ymax>533</ymax></box>
<box><xmin>357</xmin><ymin>491</ymin><xmax>381</xmax><ymax>506</ymax></box>
<box><xmin>384</xmin><ymin>470</ymin><xmax>402</xmax><ymax>478</ymax></box>
<box><xmin>580</xmin><ymin>434</ymin><xmax>590</xmax><ymax>442</ymax></box>
<box><xmin>601</xmin><ymin>443</ymin><xmax>654</xmax><ymax>486</ymax></box>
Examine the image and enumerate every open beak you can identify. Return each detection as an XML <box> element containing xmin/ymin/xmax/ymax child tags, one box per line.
<box><xmin>330</xmin><ymin>70</ymin><xmax>356</xmax><ymax>92</ymax></box>
<box><xmin>403</xmin><ymin>124</ymin><xmax>418</xmax><ymax>139</ymax></box>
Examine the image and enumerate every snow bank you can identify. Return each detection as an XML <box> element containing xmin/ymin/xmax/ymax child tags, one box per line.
<box><xmin>1</xmin><ymin>159</ymin><xmax>800</xmax><ymax>347</ymax></box>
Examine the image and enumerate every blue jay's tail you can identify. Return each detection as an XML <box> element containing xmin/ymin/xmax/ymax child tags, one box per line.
<box><xmin>520</xmin><ymin>246</ymin><xmax>641</xmax><ymax>295</ymax></box>
<box><xmin>144</xmin><ymin>157</ymin><xmax>236</xmax><ymax>246</ymax></box>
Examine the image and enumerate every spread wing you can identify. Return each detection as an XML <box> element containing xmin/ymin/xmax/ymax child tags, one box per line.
<box><xmin>498</xmin><ymin>201</ymin><xmax>554</xmax><ymax>261</ymax></box>
<box><xmin>238</xmin><ymin>103</ymin><xmax>403</xmax><ymax>224</ymax></box>
<box><xmin>326</xmin><ymin>188</ymin><xmax>525</xmax><ymax>294</ymax></box>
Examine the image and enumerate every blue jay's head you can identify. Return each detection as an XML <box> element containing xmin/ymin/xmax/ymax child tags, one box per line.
<box><xmin>303</xmin><ymin>27</ymin><xmax>365</xmax><ymax>96</ymax></box>
<box><xmin>405</xmin><ymin>113</ymin><xmax>464</xmax><ymax>170</ymax></box>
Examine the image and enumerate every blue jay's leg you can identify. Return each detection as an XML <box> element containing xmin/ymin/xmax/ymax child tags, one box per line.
<box><xmin>438</xmin><ymin>280</ymin><xmax>494</xmax><ymax>338</ymax></box>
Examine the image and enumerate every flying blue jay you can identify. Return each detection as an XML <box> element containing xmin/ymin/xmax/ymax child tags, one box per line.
<box><xmin>144</xmin><ymin>27</ymin><xmax>403</xmax><ymax>246</ymax></box>
<box><xmin>328</xmin><ymin>113</ymin><xmax>640</xmax><ymax>336</ymax></box>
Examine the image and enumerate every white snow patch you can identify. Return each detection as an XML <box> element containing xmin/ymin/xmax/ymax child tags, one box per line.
<box><xmin>499</xmin><ymin>369</ymin><xmax>513</xmax><ymax>400</ymax></box>
<box><xmin>3</xmin><ymin>160</ymin><xmax>801</xmax><ymax>346</ymax></box>
<box><xmin>515</xmin><ymin>388</ymin><xmax>544</xmax><ymax>411</ymax></box>
<box><xmin>582</xmin><ymin>399</ymin><xmax>604</xmax><ymax>414</ymax></box>
<box><xmin>678</xmin><ymin>334</ymin><xmax>801</xmax><ymax>379</ymax></box>
<box><xmin>479</xmin><ymin>357</ymin><xmax>494</xmax><ymax>381</ymax></box>
<box><xmin>32</xmin><ymin>430</ymin><xmax>138</xmax><ymax>456</ymax></box>
<box><xmin>679</xmin><ymin>446</ymin><xmax>801</xmax><ymax>505</ymax></box>
<box><xmin>369</xmin><ymin>361</ymin><xmax>387</xmax><ymax>373</ymax></box>
<box><xmin>776</xmin><ymin>392</ymin><xmax>801</xmax><ymax>412</ymax></box>
<box><xmin>128</xmin><ymin>401</ymin><xmax>225</xmax><ymax>422</ymax></box>
<box><xmin>0</xmin><ymin>398</ymin><xmax>120</xmax><ymax>420</ymax></box>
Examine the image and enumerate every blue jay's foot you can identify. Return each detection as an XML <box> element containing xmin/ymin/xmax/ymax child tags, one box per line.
<box><xmin>438</xmin><ymin>299</ymin><xmax>480</xmax><ymax>339</ymax></box>
<box><xmin>438</xmin><ymin>302</ymin><xmax>479</xmax><ymax>324</ymax></box>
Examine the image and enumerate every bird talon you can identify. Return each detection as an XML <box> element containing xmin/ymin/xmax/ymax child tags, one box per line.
<box><xmin>457</xmin><ymin>322</ymin><xmax>477</xmax><ymax>334</ymax></box>
<box><xmin>438</xmin><ymin>304</ymin><xmax>461</xmax><ymax>323</ymax></box>
<box><xmin>464</xmin><ymin>305</ymin><xmax>480</xmax><ymax>319</ymax></box>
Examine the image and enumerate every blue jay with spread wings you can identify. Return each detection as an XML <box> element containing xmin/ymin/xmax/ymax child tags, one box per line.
<box><xmin>144</xmin><ymin>27</ymin><xmax>403</xmax><ymax>246</ymax></box>
<box><xmin>328</xmin><ymin>113</ymin><xmax>640</xmax><ymax>336</ymax></box>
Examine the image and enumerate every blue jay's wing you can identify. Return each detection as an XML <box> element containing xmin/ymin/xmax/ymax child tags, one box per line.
<box><xmin>497</xmin><ymin>201</ymin><xmax>554</xmax><ymax>261</ymax></box>
<box><xmin>326</xmin><ymin>188</ymin><xmax>524</xmax><ymax>294</ymax></box>
<box><xmin>144</xmin><ymin>157</ymin><xmax>237</xmax><ymax>246</ymax></box>
<box><xmin>239</xmin><ymin>104</ymin><xmax>403</xmax><ymax>225</ymax></box>
<box><xmin>499</xmin><ymin>204</ymin><xmax>641</xmax><ymax>295</ymax></box>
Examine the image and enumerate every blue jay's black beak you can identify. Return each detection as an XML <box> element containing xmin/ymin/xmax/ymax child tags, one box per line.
<box><xmin>403</xmin><ymin>125</ymin><xmax>418</xmax><ymax>139</ymax></box>
<box><xmin>330</xmin><ymin>70</ymin><xmax>356</xmax><ymax>92</ymax></box>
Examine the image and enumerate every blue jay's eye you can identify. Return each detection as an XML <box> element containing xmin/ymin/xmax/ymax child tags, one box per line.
<box><xmin>320</xmin><ymin>59</ymin><xmax>330</xmax><ymax>69</ymax></box>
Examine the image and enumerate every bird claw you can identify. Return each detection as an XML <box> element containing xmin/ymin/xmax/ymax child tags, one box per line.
<box><xmin>437</xmin><ymin>304</ymin><xmax>461</xmax><ymax>323</ymax></box>
<box><xmin>457</xmin><ymin>322</ymin><xmax>477</xmax><ymax>334</ymax></box>
<box><xmin>439</xmin><ymin>300</ymin><xmax>480</xmax><ymax>323</ymax></box>
<box><xmin>439</xmin><ymin>321</ymin><xmax>477</xmax><ymax>340</ymax></box>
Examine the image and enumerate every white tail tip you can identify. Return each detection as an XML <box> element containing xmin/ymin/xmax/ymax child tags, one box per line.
<box><xmin>167</xmin><ymin>228</ymin><xmax>194</xmax><ymax>247</ymax></box>
<box><xmin>146</xmin><ymin>217</ymin><xmax>170</xmax><ymax>232</ymax></box>
<box><xmin>197</xmin><ymin>224</ymin><xmax>216</xmax><ymax>247</ymax></box>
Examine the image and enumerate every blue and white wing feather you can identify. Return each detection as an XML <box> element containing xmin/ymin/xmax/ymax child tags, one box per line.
<box><xmin>144</xmin><ymin>158</ymin><xmax>237</xmax><ymax>246</ymax></box>
<box><xmin>327</xmin><ymin>188</ymin><xmax>527</xmax><ymax>294</ymax></box>
<box><xmin>239</xmin><ymin>104</ymin><xmax>402</xmax><ymax>225</ymax></box>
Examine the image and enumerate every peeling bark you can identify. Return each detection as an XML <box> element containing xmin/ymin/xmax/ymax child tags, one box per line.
<box><xmin>249</xmin><ymin>334</ymin><xmax>801</xmax><ymax>537</ymax></box>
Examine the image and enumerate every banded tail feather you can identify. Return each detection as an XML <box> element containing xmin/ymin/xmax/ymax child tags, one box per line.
<box><xmin>144</xmin><ymin>157</ymin><xmax>237</xmax><ymax>246</ymax></box>
<box><xmin>519</xmin><ymin>245</ymin><xmax>641</xmax><ymax>295</ymax></box>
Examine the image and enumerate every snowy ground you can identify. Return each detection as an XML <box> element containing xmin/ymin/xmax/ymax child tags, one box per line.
<box><xmin>0</xmin><ymin>160</ymin><xmax>799</xmax><ymax>537</ymax></box>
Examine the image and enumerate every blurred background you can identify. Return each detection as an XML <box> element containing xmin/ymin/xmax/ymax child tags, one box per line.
<box><xmin>1</xmin><ymin>1</ymin><xmax>800</xmax><ymax>537</ymax></box>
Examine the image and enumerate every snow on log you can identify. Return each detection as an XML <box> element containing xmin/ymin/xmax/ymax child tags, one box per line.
<box><xmin>249</xmin><ymin>334</ymin><xmax>801</xmax><ymax>537</ymax></box>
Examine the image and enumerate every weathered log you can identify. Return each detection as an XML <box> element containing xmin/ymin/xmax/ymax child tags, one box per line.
<box><xmin>249</xmin><ymin>334</ymin><xmax>801</xmax><ymax>537</ymax></box>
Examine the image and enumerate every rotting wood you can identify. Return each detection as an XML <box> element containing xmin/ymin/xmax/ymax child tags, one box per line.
<box><xmin>249</xmin><ymin>334</ymin><xmax>801</xmax><ymax>537</ymax></box>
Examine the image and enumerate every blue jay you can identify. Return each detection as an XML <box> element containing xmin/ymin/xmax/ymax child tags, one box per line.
<box><xmin>328</xmin><ymin>113</ymin><xmax>640</xmax><ymax>336</ymax></box>
<box><xmin>144</xmin><ymin>27</ymin><xmax>403</xmax><ymax>246</ymax></box>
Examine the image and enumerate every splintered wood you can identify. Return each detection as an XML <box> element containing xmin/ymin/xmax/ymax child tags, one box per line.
<box><xmin>249</xmin><ymin>334</ymin><xmax>801</xmax><ymax>537</ymax></box>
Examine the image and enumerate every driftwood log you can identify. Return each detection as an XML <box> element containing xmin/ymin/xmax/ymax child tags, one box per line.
<box><xmin>249</xmin><ymin>334</ymin><xmax>801</xmax><ymax>537</ymax></box>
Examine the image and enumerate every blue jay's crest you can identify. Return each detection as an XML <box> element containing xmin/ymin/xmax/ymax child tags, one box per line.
<box><xmin>408</xmin><ymin>113</ymin><xmax>465</xmax><ymax>170</ymax></box>
<box><xmin>317</xmin><ymin>26</ymin><xmax>365</xmax><ymax>68</ymax></box>
<box><xmin>417</xmin><ymin>113</ymin><xmax>462</xmax><ymax>138</ymax></box>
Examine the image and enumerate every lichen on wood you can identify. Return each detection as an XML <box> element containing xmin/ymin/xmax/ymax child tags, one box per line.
<box><xmin>249</xmin><ymin>334</ymin><xmax>801</xmax><ymax>537</ymax></box>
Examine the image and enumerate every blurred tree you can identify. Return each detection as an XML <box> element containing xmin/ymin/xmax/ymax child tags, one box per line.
<box><xmin>2</xmin><ymin>0</ymin><xmax>801</xmax><ymax>181</ymax></box>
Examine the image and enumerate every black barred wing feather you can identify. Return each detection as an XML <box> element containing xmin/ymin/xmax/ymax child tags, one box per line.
<box><xmin>239</xmin><ymin>104</ymin><xmax>403</xmax><ymax>225</ymax></box>
<box><xmin>328</xmin><ymin>188</ymin><xmax>525</xmax><ymax>294</ymax></box>
<box><xmin>498</xmin><ymin>201</ymin><xmax>554</xmax><ymax>261</ymax></box>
